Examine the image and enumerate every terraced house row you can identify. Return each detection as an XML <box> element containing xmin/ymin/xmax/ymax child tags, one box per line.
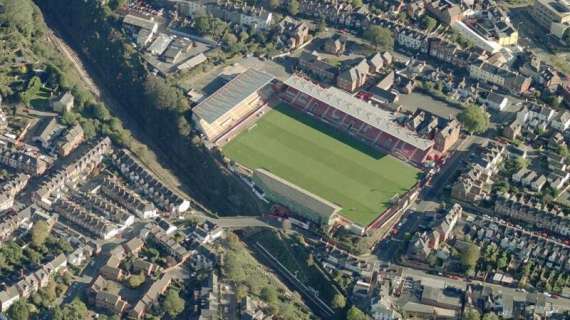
<box><xmin>112</xmin><ymin>149</ymin><xmax>190</xmax><ymax>214</ymax></box>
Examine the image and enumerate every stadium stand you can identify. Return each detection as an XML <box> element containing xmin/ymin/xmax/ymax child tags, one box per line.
<box><xmin>281</xmin><ymin>75</ymin><xmax>435</xmax><ymax>164</ymax></box>
<box><xmin>192</xmin><ymin>68</ymin><xmax>275</xmax><ymax>142</ymax></box>
<box><xmin>252</xmin><ymin>169</ymin><xmax>342</xmax><ymax>226</ymax></box>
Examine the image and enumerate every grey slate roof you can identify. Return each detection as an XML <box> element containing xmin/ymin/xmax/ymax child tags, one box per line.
<box><xmin>193</xmin><ymin>69</ymin><xmax>275</xmax><ymax>124</ymax></box>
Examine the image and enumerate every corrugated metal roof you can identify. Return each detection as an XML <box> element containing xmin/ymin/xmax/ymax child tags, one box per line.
<box><xmin>193</xmin><ymin>69</ymin><xmax>275</xmax><ymax>124</ymax></box>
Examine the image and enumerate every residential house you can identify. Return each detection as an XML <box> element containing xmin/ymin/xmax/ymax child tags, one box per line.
<box><xmin>123</xmin><ymin>237</ymin><xmax>145</xmax><ymax>256</ymax></box>
<box><xmin>100</xmin><ymin>176</ymin><xmax>158</xmax><ymax>219</ymax></box>
<box><xmin>145</xmin><ymin>225</ymin><xmax>190</xmax><ymax>262</ymax></box>
<box><xmin>276</xmin><ymin>18</ymin><xmax>310</xmax><ymax>50</ymax></box>
<box><xmin>323</xmin><ymin>35</ymin><xmax>347</xmax><ymax>55</ymax></box>
<box><xmin>33</xmin><ymin>137</ymin><xmax>112</xmax><ymax>204</ymax></box>
<box><xmin>0</xmin><ymin>286</ymin><xmax>19</xmax><ymax>313</ymax></box>
<box><xmin>480</xmin><ymin>92</ymin><xmax>508</xmax><ymax>111</ymax></box>
<box><xmin>112</xmin><ymin>149</ymin><xmax>190</xmax><ymax>214</ymax></box>
<box><xmin>52</xmin><ymin>199</ymin><xmax>119</xmax><ymax>240</ymax></box>
<box><xmin>0</xmin><ymin>145</ymin><xmax>49</xmax><ymax>176</ymax></box>
<box><xmin>100</xmin><ymin>250</ymin><xmax>124</xmax><ymax>281</ymax></box>
<box><xmin>436</xmin><ymin>204</ymin><xmax>462</xmax><ymax>242</ymax></box>
<box><xmin>336</xmin><ymin>58</ymin><xmax>369</xmax><ymax>92</ymax></box>
<box><xmin>469</xmin><ymin>61</ymin><xmax>532</xmax><ymax>94</ymax></box>
<box><xmin>297</xmin><ymin>51</ymin><xmax>338</xmax><ymax>83</ymax></box>
<box><xmin>495</xmin><ymin>192</ymin><xmax>570</xmax><ymax>237</ymax></box>
<box><xmin>32</xmin><ymin>117</ymin><xmax>63</xmax><ymax>149</ymax></box>
<box><xmin>51</xmin><ymin>91</ymin><xmax>74</xmax><ymax>113</ymax></box>
<box><xmin>56</xmin><ymin>124</ymin><xmax>84</xmax><ymax>157</ymax></box>
<box><xmin>0</xmin><ymin>174</ymin><xmax>30</xmax><ymax>212</ymax></box>
<box><xmin>208</xmin><ymin>2</ymin><xmax>273</xmax><ymax>30</ymax></box>
<box><xmin>128</xmin><ymin>274</ymin><xmax>172</xmax><ymax>319</ymax></box>
<box><xmin>426</xmin><ymin>0</ymin><xmax>463</xmax><ymax>25</ymax></box>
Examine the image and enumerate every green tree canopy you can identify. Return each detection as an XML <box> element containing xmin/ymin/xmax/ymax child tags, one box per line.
<box><xmin>267</xmin><ymin>0</ymin><xmax>282</xmax><ymax>10</ymax></box>
<box><xmin>482</xmin><ymin>313</ymin><xmax>499</xmax><ymax>320</ymax></box>
<box><xmin>352</xmin><ymin>0</ymin><xmax>363</xmax><ymax>8</ymax></box>
<box><xmin>458</xmin><ymin>105</ymin><xmax>490</xmax><ymax>134</ymax></box>
<box><xmin>287</xmin><ymin>0</ymin><xmax>300</xmax><ymax>16</ymax></box>
<box><xmin>8</xmin><ymin>300</ymin><xmax>29</xmax><ymax>320</ymax></box>
<box><xmin>461</xmin><ymin>243</ymin><xmax>481</xmax><ymax>274</ymax></box>
<box><xmin>331</xmin><ymin>293</ymin><xmax>346</xmax><ymax>309</ymax></box>
<box><xmin>347</xmin><ymin>306</ymin><xmax>368</xmax><ymax>320</ymax></box>
<box><xmin>143</xmin><ymin>76</ymin><xmax>179</xmax><ymax>110</ymax></box>
<box><xmin>0</xmin><ymin>0</ymin><xmax>36</xmax><ymax>38</ymax></box>
<box><xmin>109</xmin><ymin>0</ymin><xmax>128</xmax><ymax>11</ymax></box>
<box><xmin>163</xmin><ymin>289</ymin><xmax>185</xmax><ymax>318</ymax></box>
<box><xmin>421</xmin><ymin>15</ymin><xmax>437</xmax><ymax>32</ymax></box>
<box><xmin>52</xmin><ymin>298</ymin><xmax>88</xmax><ymax>320</ymax></box>
<box><xmin>128</xmin><ymin>273</ymin><xmax>146</xmax><ymax>288</ymax></box>
<box><xmin>31</xmin><ymin>220</ymin><xmax>50</xmax><ymax>247</ymax></box>
<box><xmin>260</xmin><ymin>286</ymin><xmax>279</xmax><ymax>304</ymax></box>
<box><xmin>465</xmin><ymin>309</ymin><xmax>481</xmax><ymax>320</ymax></box>
<box><xmin>363</xmin><ymin>25</ymin><xmax>394</xmax><ymax>51</ymax></box>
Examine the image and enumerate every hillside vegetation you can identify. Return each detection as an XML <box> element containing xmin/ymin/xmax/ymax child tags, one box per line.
<box><xmin>34</xmin><ymin>0</ymin><xmax>265</xmax><ymax>215</ymax></box>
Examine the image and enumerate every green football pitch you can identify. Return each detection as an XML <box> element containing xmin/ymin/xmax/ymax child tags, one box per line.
<box><xmin>223</xmin><ymin>105</ymin><xmax>421</xmax><ymax>226</ymax></box>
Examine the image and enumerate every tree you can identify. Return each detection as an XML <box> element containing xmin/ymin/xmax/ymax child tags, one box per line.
<box><xmin>194</xmin><ymin>16</ymin><xmax>211</xmax><ymax>35</ymax></box>
<box><xmin>109</xmin><ymin>0</ymin><xmax>127</xmax><ymax>10</ymax></box>
<box><xmin>2</xmin><ymin>241</ymin><xmax>23</xmax><ymax>265</ymax></box>
<box><xmin>31</xmin><ymin>220</ymin><xmax>50</xmax><ymax>247</ymax></box>
<box><xmin>421</xmin><ymin>15</ymin><xmax>437</xmax><ymax>32</ymax></box>
<box><xmin>87</xmin><ymin>103</ymin><xmax>111</xmax><ymax>121</ymax></box>
<box><xmin>24</xmin><ymin>248</ymin><xmax>41</xmax><ymax>264</ymax></box>
<box><xmin>352</xmin><ymin>0</ymin><xmax>363</xmax><ymax>8</ymax></box>
<box><xmin>496</xmin><ymin>255</ymin><xmax>508</xmax><ymax>270</ymax></box>
<box><xmin>458</xmin><ymin>105</ymin><xmax>490</xmax><ymax>134</ymax></box>
<box><xmin>331</xmin><ymin>293</ymin><xmax>346</xmax><ymax>309</ymax></box>
<box><xmin>8</xmin><ymin>301</ymin><xmax>30</xmax><ymax>320</ymax></box>
<box><xmin>61</xmin><ymin>111</ymin><xmax>80</xmax><ymax>125</ymax></box>
<box><xmin>223</xmin><ymin>33</ymin><xmax>238</xmax><ymax>47</ymax></box>
<box><xmin>461</xmin><ymin>243</ymin><xmax>481</xmax><ymax>274</ymax></box>
<box><xmin>224</xmin><ymin>252</ymin><xmax>246</xmax><ymax>282</ymax></box>
<box><xmin>128</xmin><ymin>273</ymin><xmax>146</xmax><ymax>288</ymax></box>
<box><xmin>143</xmin><ymin>76</ymin><xmax>179</xmax><ymax>110</ymax></box>
<box><xmin>363</xmin><ymin>25</ymin><xmax>394</xmax><ymax>51</ymax></box>
<box><xmin>260</xmin><ymin>286</ymin><xmax>279</xmax><ymax>304</ymax></box>
<box><xmin>267</xmin><ymin>0</ymin><xmax>282</xmax><ymax>10</ymax></box>
<box><xmin>163</xmin><ymin>289</ymin><xmax>185</xmax><ymax>318</ymax></box>
<box><xmin>52</xmin><ymin>298</ymin><xmax>88</xmax><ymax>320</ymax></box>
<box><xmin>287</xmin><ymin>0</ymin><xmax>300</xmax><ymax>16</ymax></box>
<box><xmin>465</xmin><ymin>309</ymin><xmax>481</xmax><ymax>320</ymax></box>
<box><xmin>482</xmin><ymin>313</ymin><xmax>499</xmax><ymax>320</ymax></box>
<box><xmin>346</xmin><ymin>306</ymin><xmax>368</xmax><ymax>320</ymax></box>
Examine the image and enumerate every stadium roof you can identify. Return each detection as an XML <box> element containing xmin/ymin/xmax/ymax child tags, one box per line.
<box><xmin>284</xmin><ymin>75</ymin><xmax>434</xmax><ymax>151</ymax></box>
<box><xmin>193</xmin><ymin>69</ymin><xmax>275</xmax><ymax>124</ymax></box>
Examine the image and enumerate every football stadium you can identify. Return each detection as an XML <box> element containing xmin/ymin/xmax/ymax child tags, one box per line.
<box><xmin>192</xmin><ymin>69</ymin><xmax>428</xmax><ymax>233</ymax></box>
<box><xmin>223</xmin><ymin>105</ymin><xmax>421</xmax><ymax>231</ymax></box>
